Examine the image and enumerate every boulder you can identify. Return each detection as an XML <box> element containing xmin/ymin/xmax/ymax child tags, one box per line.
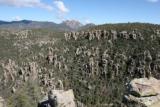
<box><xmin>128</xmin><ymin>77</ymin><xmax>160</xmax><ymax>97</ymax></box>
<box><xmin>124</xmin><ymin>77</ymin><xmax>160</xmax><ymax>107</ymax></box>
<box><xmin>38</xmin><ymin>89</ymin><xmax>76</xmax><ymax>107</ymax></box>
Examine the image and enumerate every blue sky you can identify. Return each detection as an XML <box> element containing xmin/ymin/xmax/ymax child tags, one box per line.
<box><xmin>0</xmin><ymin>0</ymin><xmax>160</xmax><ymax>24</ymax></box>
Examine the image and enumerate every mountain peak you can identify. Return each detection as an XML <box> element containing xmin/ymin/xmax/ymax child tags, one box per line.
<box><xmin>61</xmin><ymin>20</ymin><xmax>83</xmax><ymax>30</ymax></box>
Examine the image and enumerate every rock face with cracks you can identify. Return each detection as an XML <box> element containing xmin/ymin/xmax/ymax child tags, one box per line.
<box><xmin>124</xmin><ymin>77</ymin><xmax>160</xmax><ymax>107</ymax></box>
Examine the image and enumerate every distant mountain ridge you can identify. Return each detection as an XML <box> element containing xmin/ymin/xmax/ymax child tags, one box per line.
<box><xmin>0</xmin><ymin>20</ymin><xmax>95</xmax><ymax>31</ymax></box>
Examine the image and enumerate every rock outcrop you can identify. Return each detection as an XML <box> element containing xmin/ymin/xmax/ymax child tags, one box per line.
<box><xmin>0</xmin><ymin>97</ymin><xmax>6</xmax><ymax>107</ymax></box>
<box><xmin>38</xmin><ymin>89</ymin><xmax>76</xmax><ymax>107</ymax></box>
<box><xmin>124</xmin><ymin>77</ymin><xmax>160</xmax><ymax>107</ymax></box>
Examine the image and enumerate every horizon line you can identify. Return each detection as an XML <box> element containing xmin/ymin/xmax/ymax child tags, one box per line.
<box><xmin>0</xmin><ymin>19</ymin><xmax>160</xmax><ymax>25</ymax></box>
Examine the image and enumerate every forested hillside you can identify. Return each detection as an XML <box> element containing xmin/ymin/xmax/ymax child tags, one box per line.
<box><xmin>0</xmin><ymin>23</ymin><xmax>160</xmax><ymax>107</ymax></box>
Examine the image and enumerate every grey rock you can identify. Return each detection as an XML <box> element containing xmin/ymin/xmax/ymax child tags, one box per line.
<box><xmin>38</xmin><ymin>89</ymin><xmax>76</xmax><ymax>107</ymax></box>
<box><xmin>124</xmin><ymin>77</ymin><xmax>160</xmax><ymax>107</ymax></box>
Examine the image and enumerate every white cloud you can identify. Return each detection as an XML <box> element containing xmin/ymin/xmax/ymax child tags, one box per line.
<box><xmin>0</xmin><ymin>0</ymin><xmax>53</xmax><ymax>11</ymax></box>
<box><xmin>54</xmin><ymin>0</ymin><xmax>69</xmax><ymax>14</ymax></box>
<box><xmin>147</xmin><ymin>0</ymin><xmax>159</xmax><ymax>3</ymax></box>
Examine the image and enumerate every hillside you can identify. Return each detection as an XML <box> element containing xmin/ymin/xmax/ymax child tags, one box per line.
<box><xmin>0</xmin><ymin>23</ymin><xmax>160</xmax><ymax>107</ymax></box>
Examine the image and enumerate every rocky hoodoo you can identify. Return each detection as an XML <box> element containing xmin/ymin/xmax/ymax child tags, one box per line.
<box><xmin>38</xmin><ymin>89</ymin><xmax>76</xmax><ymax>107</ymax></box>
<box><xmin>0</xmin><ymin>97</ymin><xmax>6</xmax><ymax>107</ymax></box>
<box><xmin>124</xmin><ymin>77</ymin><xmax>160</xmax><ymax>107</ymax></box>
